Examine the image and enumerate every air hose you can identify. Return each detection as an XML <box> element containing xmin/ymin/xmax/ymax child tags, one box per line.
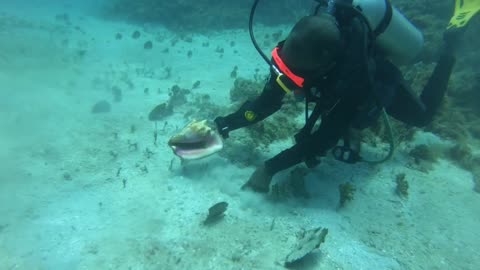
<box><xmin>249</xmin><ymin>0</ymin><xmax>271</xmax><ymax>65</ymax></box>
<box><xmin>362</xmin><ymin>108</ymin><xmax>395</xmax><ymax>164</ymax></box>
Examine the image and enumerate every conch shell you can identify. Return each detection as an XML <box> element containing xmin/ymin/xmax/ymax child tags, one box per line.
<box><xmin>168</xmin><ymin>120</ymin><xmax>223</xmax><ymax>160</ymax></box>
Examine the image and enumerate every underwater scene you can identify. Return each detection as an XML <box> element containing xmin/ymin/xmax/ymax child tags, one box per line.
<box><xmin>1</xmin><ymin>0</ymin><xmax>479</xmax><ymax>269</ymax></box>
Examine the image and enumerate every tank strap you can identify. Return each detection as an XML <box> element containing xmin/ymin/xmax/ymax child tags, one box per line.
<box><xmin>373</xmin><ymin>0</ymin><xmax>393</xmax><ymax>37</ymax></box>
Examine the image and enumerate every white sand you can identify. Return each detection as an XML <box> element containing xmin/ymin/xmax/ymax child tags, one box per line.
<box><xmin>1</xmin><ymin>3</ymin><xmax>479</xmax><ymax>270</ymax></box>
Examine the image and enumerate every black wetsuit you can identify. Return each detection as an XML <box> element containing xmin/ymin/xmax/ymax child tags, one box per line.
<box><xmin>215</xmin><ymin>20</ymin><xmax>456</xmax><ymax>176</ymax></box>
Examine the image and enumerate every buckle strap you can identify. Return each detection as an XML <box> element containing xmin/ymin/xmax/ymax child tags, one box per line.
<box><xmin>271</xmin><ymin>47</ymin><xmax>305</xmax><ymax>88</ymax></box>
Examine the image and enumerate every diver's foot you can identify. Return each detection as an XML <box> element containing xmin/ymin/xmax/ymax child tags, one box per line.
<box><xmin>241</xmin><ymin>165</ymin><xmax>273</xmax><ymax>193</ymax></box>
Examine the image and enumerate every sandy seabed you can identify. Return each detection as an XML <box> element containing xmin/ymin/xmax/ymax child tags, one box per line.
<box><xmin>1</xmin><ymin>3</ymin><xmax>479</xmax><ymax>270</ymax></box>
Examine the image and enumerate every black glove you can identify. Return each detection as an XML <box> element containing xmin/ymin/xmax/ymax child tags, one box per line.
<box><xmin>214</xmin><ymin>101</ymin><xmax>258</xmax><ymax>139</ymax></box>
<box><xmin>214</xmin><ymin>116</ymin><xmax>230</xmax><ymax>139</ymax></box>
<box><xmin>241</xmin><ymin>165</ymin><xmax>273</xmax><ymax>193</ymax></box>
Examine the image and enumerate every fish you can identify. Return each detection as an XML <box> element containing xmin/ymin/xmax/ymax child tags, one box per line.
<box><xmin>168</xmin><ymin>120</ymin><xmax>223</xmax><ymax>160</ymax></box>
<box><xmin>203</xmin><ymin>201</ymin><xmax>228</xmax><ymax>225</ymax></box>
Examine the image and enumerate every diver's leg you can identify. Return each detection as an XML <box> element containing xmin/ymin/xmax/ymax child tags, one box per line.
<box><xmin>387</xmin><ymin>36</ymin><xmax>457</xmax><ymax>127</ymax></box>
<box><xmin>418</xmin><ymin>46</ymin><xmax>456</xmax><ymax>124</ymax></box>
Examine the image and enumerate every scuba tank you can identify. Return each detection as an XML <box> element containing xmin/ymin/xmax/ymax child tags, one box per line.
<box><xmin>350</xmin><ymin>0</ymin><xmax>424</xmax><ymax>65</ymax></box>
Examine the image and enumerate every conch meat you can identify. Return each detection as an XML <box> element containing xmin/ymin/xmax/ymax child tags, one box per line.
<box><xmin>168</xmin><ymin>120</ymin><xmax>223</xmax><ymax>160</ymax></box>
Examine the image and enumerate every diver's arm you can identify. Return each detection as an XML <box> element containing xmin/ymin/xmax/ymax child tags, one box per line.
<box><xmin>264</xmin><ymin>96</ymin><xmax>359</xmax><ymax>175</ymax></box>
<box><xmin>214</xmin><ymin>74</ymin><xmax>286</xmax><ymax>138</ymax></box>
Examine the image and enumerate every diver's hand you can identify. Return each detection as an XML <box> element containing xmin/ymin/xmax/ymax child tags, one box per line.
<box><xmin>214</xmin><ymin>116</ymin><xmax>230</xmax><ymax>139</ymax></box>
<box><xmin>241</xmin><ymin>165</ymin><xmax>273</xmax><ymax>193</ymax></box>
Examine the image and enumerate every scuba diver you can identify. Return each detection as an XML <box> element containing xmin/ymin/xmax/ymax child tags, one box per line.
<box><xmin>166</xmin><ymin>0</ymin><xmax>479</xmax><ymax>193</ymax></box>
<box><xmin>210</xmin><ymin>0</ymin><xmax>477</xmax><ymax>193</ymax></box>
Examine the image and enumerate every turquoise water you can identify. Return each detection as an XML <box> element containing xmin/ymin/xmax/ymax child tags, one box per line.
<box><xmin>1</xmin><ymin>1</ymin><xmax>479</xmax><ymax>269</ymax></box>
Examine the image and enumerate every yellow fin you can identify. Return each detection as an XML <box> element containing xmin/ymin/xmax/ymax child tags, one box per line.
<box><xmin>448</xmin><ymin>0</ymin><xmax>480</xmax><ymax>29</ymax></box>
